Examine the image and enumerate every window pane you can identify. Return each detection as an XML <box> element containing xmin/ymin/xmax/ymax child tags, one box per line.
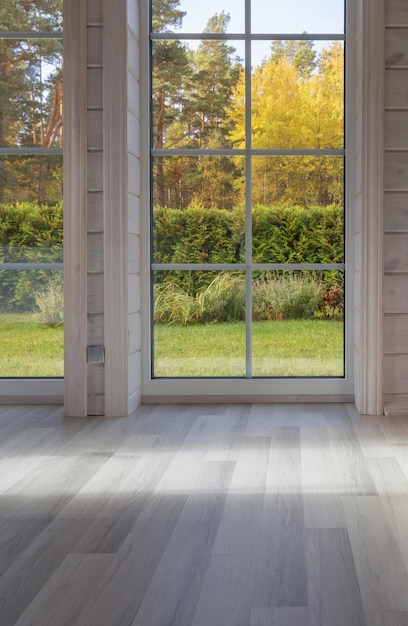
<box><xmin>252</xmin><ymin>270</ymin><xmax>344</xmax><ymax>377</ymax></box>
<box><xmin>151</xmin><ymin>39</ymin><xmax>243</xmax><ymax>150</ymax></box>
<box><xmin>0</xmin><ymin>269</ymin><xmax>63</xmax><ymax>377</ymax></box>
<box><xmin>153</xmin><ymin>270</ymin><xmax>246</xmax><ymax>377</ymax></box>
<box><xmin>251</xmin><ymin>156</ymin><xmax>344</xmax><ymax>232</ymax></box>
<box><xmin>251</xmin><ymin>41</ymin><xmax>344</xmax><ymax>150</ymax></box>
<box><xmin>0</xmin><ymin>39</ymin><xmax>62</xmax><ymax>148</ymax></box>
<box><xmin>251</xmin><ymin>0</ymin><xmax>344</xmax><ymax>34</ymax></box>
<box><xmin>0</xmin><ymin>155</ymin><xmax>62</xmax><ymax>204</ymax></box>
<box><xmin>151</xmin><ymin>154</ymin><xmax>244</xmax><ymax>211</ymax></box>
<box><xmin>152</xmin><ymin>203</ymin><xmax>245</xmax><ymax>264</ymax></box>
<box><xmin>0</xmin><ymin>1</ymin><xmax>63</xmax><ymax>31</ymax></box>
<box><xmin>152</xmin><ymin>0</ymin><xmax>244</xmax><ymax>34</ymax></box>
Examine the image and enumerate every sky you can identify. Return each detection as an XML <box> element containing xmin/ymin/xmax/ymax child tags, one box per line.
<box><xmin>175</xmin><ymin>0</ymin><xmax>344</xmax><ymax>35</ymax></box>
<box><xmin>166</xmin><ymin>0</ymin><xmax>345</xmax><ymax>67</ymax></box>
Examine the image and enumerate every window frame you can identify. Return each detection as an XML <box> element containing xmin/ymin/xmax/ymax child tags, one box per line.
<box><xmin>0</xmin><ymin>16</ymin><xmax>64</xmax><ymax>399</ymax></box>
<box><xmin>142</xmin><ymin>0</ymin><xmax>354</xmax><ymax>401</ymax></box>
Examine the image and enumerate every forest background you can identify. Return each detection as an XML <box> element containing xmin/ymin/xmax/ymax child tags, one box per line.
<box><xmin>0</xmin><ymin>0</ymin><xmax>344</xmax><ymax>313</ymax></box>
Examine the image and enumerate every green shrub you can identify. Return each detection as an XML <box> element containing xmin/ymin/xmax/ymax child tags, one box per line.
<box><xmin>0</xmin><ymin>202</ymin><xmax>63</xmax><ymax>313</ymax></box>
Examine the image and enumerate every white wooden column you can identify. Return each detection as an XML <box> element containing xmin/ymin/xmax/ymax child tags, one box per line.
<box><xmin>103</xmin><ymin>0</ymin><xmax>130</xmax><ymax>416</ymax></box>
<box><xmin>63</xmin><ymin>0</ymin><xmax>88</xmax><ymax>416</ymax></box>
<box><xmin>356</xmin><ymin>0</ymin><xmax>385</xmax><ymax>415</ymax></box>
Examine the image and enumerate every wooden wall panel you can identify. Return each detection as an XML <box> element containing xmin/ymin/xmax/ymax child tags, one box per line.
<box><xmin>88</xmin><ymin>0</ymin><xmax>103</xmax><ymax>24</ymax></box>
<box><xmin>386</xmin><ymin>28</ymin><xmax>408</xmax><ymax>67</ymax></box>
<box><xmin>127</xmin><ymin>112</ymin><xmax>140</xmax><ymax>156</ymax></box>
<box><xmin>64</xmin><ymin>0</ymin><xmax>88</xmax><ymax>417</ymax></box>
<box><xmin>384</xmin><ymin>233</ymin><xmax>408</xmax><ymax>271</ymax></box>
<box><xmin>87</xmin><ymin>68</ymin><xmax>103</xmax><ymax>108</ymax></box>
<box><xmin>384</xmin><ymin>274</ymin><xmax>408</xmax><ymax>312</ymax></box>
<box><xmin>87</xmin><ymin>313</ymin><xmax>104</xmax><ymax>344</ymax></box>
<box><xmin>128</xmin><ymin>153</ymin><xmax>141</xmax><ymax>196</ymax></box>
<box><xmin>384</xmin><ymin>314</ymin><xmax>408</xmax><ymax>353</ymax></box>
<box><xmin>384</xmin><ymin>5</ymin><xmax>408</xmax><ymax>411</ymax></box>
<box><xmin>87</xmin><ymin>233</ymin><xmax>104</xmax><ymax>273</ymax></box>
<box><xmin>128</xmin><ymin>73</ymin><xmax>140</xmax><ymax>119</ymax></box>
<box><xmin>128</xmin><ymin>312</ymin><xmax>141</xmax><ymax>354</ymax></box>
<box><xmin>87</xmin><ymin>273</ymin><xmax>104</xmax><ymax>314</ymax></box>
<box><xmin>87</xmin><ymin>26</ymin><xmax>103</xmax><ymax>66</ymax></box>
<box><xmin>128</xmin><ymin>351</ymin><xmax>142</xmax><ymax>395</ymax></box>
<box><xmin>103</xmin><ymin>0</ymin><xmax>129</xmax><ymax>416</ymax></box>
<box><xmin>88</xmin><ymin>152</ymin><xmax>103</xmax><ymax>190</ymax></box>
<box><xmin>128</xmin><ymin>234</ymin><xmax>140</xmax><ymax>274</ymax></box>
<box><xmin>128</xmin><ymin>31</ymin><xmax>140</xmax><ymax>81</ymax></box>
<box><xmin>384</xmin><ymin>354</ymin><xmax>408</xmax><ymax>393</ymax></box>
<box><xmin>87</xmin><ymin>394</ymin><xmax>105</xmax><ymax>416</ymax></box>
<box><xmin>87</xmin><ymin>191</ymin><xmax>104</xmax><ymax>232</ymax></box>
<box><xmin>128</xmin><ymin>193</ymin><xmax>140</xmax><ymax>235</ymax></box>
<box><xmin>386</xmin><ymin>0</ymin><xmax>408</xmax><ymax>25</ymax></box>
<box><xmin>87</xmin><ymin>110</ymin><xmax>103</xmax><ymax>150</ymax></box>
<box><xmin>88</xmin><ymin>363</ymin><xmax>105</xmax><ymax>395</ymax></box>
<box><xmin>385</xmin><ymin>69</ymin><xmax>408</xmax><ymax>108</ymax></box>
<box><xmin>128</xmin><ymin>274</ymin><xmax>141</xmax><ymax>314</ymax></box>
<box><xmin>87</xmin><ymin>1</ymin><xmax>105</xmax><ymax>416</ymax></box>
<box><xmin>385</xmin><ymin>111</ymin><xmax>408</xmax><ymax>148</ymax></box>
<box><xmin>385</xmin><ymin>152</ymin><xmax>408</xmax><ymax>190</ymax></box>
<box><xmin>127</xmin><ymin>0</ymin><xmax>139</xmax><ymax>35</ymax></box>
<box><xmin>384</xmin><ymin>192</ymin><xmax>408</xmax><ymax>231</ymax></box>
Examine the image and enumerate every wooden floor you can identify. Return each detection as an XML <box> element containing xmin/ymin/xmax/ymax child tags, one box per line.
<box><xmin>1</xmin><ymin>403</ymin><xmax>408</xmax><ymax>625</ymax></box>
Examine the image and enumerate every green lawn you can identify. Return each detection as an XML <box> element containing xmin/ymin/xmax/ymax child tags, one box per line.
<box><xmin>0</xmin><ymin>315</ymin><xmax>343</xmax><ymax>379</ymax></box>
<box><xmin>0</xmin><ymin>314</ymin><xmax>63</xmax><ymax>377</ymax></box>
<box><xmin>154</xmin><ymin>319</ymin><xmax>344</xmax><ymax>377</ymax></box>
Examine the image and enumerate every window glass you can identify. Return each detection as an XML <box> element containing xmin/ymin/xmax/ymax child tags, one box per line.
<box><xmin>251</xmin><ymin>0</ymin><xmax>344</xmax><ymax>34</ymax></box>
<box><xmin>150</xmin><ymin>1</ymin><xmax>345</xmax><ymax>381</ymax></box>
<box><xmin>152</xmin><ymin>0</ymin><xmax>244</xmax><ymax>34</ymax></box>
<box><xmin>0</xmin><ymin>2</ymin><xmax>63</xmax><ymax>379</ymax></box>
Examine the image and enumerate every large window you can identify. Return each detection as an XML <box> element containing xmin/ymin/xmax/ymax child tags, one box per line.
<box><xmin>0</xmin><ymin>1</ymin><xmax>63</xmax><ymax>377</ymax></box>
<box><xmin>149</xmin><ymin>0</ymin><xmax>346</xmax><ymax>384</ymax></box>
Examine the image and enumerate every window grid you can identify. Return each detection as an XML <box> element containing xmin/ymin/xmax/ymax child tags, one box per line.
<box><xmin>0</xmin><ymin>27</ymin><xmax>63</xmax><ymax>272</ymax></box>
<box><xmin>150</xmin><ymin>1</ymin><xmax>346</xmax><ymax>379</ymax></box>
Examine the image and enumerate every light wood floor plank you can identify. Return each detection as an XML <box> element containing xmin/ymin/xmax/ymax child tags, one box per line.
<box><xmin>254</xmin><ymin>493</ymin><xmax>308</xmax><ymax>607</ymax></box>
<box><xmin>300</xmin><ymin>421</ymin><xmax>346</xmax><ymax>528</ymax></box>
<box><xmin>306</xmin><ymin>527</ymin><xmax>367</xmax><ymax>626</ymax></box>
<box><xmin>365</xmin><ymin>612</ymin><xmax>408</xmax><ymax>626</ymax></box>
<box><xmin>73</xmin><ymin>495</ymin><xmax>188</xmax><ymax>626</ymax></box>
<box><xmin>14</xmin><ymin>554</ymin><xmax>115</xmax><ymax>626</ymax></box>
<box><xmin>253</xmin><ymin>427</ymin><xmax>307</xmax><ymax>607</ymax></box>
<box><xmin>343</xmin><ymin>495</ymin><xmax>408</xmax><ymax>611</ymax></box>
<box><xmin>2</xmin><ymin>452</ymin><xmax>110</xmax><ymax>516</ymax></box>
<box><xmin>327</xmin><ymin>422</ymin><xmax>377</xmax><ymax>495</ymax></box>
<box><xmin>191</xmin><ymin>554</ymin><xmax>257</xmax><ymax>626</ymax></box>
<box><xmin>368</xmin><ymin>458</ymin><xmax>408</xmax><ymax>572</ymax></box>
<box><xmin>250</xmin><ymin>607</ymin><xmax>309</xmax><ymax>626</ymax></box>
<box><xmin>0</xmin><ymin>516</ymin><xmax>96</xmax><ymax>625</ymax></box>
<box><xmin>0</xmin><ymin>515</ymin><xmax>55</xmax><ymax>578</ymax></box>
<box><xmin>0</xmin><ymin>403</ymin><xmax>407</xmax><ymax>624</ymax></box>
<box><xmin>132</xmin><ymin>460</ymin><xmax>234</xmax><ymax>625</ymax></box>
<box><xmin>212</xmin><ymin>437</ymin><xmax>269</xmax><ymax>556</ymax></box>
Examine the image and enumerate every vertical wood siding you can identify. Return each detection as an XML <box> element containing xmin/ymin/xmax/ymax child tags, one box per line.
<box><xmin>65</xmin><ymin>0</ymin><xmax>141</xmax><ymax>416</ymax></box>
<box><xmin>384</xmin><ymin>0</ymin><xmax>408</xmax><ymax>411</ymax></box>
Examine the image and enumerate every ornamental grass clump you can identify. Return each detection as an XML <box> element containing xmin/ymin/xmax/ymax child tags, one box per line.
<box><xmin>31</xmin><ymin>276</ymin><xmax>64</xmax><ymax>327</ymax></box>
<box><xmin>252</xmin><ymin>273</ymin><xmax>323</xmax><ymax>321</ymax></box>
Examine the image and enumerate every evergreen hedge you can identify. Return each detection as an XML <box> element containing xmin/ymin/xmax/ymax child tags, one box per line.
<box><xmin>153</xmin><ymin>203</ymin><xmax>344</xmax><ymax>293</ymax></box>
<box><xmin>0</xmin><ymin>203</ymin><xmax>63</xmax><ymax>312</ymax></box>
<box><xmin>0</xmin><ymin>202</ymin><xmax>343</xmax><ymax>311</ymax></box>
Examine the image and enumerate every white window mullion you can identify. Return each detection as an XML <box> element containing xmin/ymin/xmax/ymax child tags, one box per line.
<box><xmin>245</xmin><ymin>0</ymin><xmax>253</xmax><ymax>378</ymax></box>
